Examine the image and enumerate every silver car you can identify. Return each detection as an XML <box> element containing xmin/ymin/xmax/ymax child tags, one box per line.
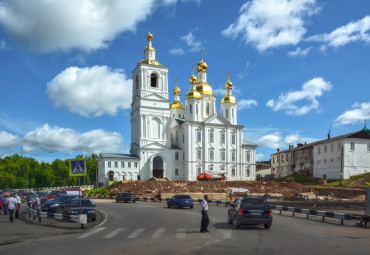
<box><xmin>228</xmin><ymin>196</ymin><xmax>273</xmax><ymax>229</ymax></box>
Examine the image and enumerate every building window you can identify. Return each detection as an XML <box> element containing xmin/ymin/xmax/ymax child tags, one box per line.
<box><xmin>206</xmin><ymin>102</ymin><xmax>210</xmax><ymax>114</ymax></box>
<box><xmin>221</xmin><ymin>131</ymin><xmax>225</xmax><ymax>144</ymax></box>
<box><xmin>108</xmin><ymin>162</ymin><xmax>111</xmax><ymax>167</ymax></box>
<box><xmin>272</xmin><ymin>157</ymin><xmax>275</xmax><ymax>164</ymax></box>
<box><xmin>246</xmin><ymin>151</ymin><xmax>250</xmax><ymax>162</ymax></box>
<box><xmin>231</xmin><ymin>133</ymin><xmax>236</xmax><ymax>145</ymax></box>
<box><xmin>246</xmin><ymin>167</ymin><xmax>250</xmax><ymax>177</ymax></box>
<box><xmin>197</xmin><ymin>131</ymin><xmax>201</xmax><ymax>143</ymax></box>
<box><xmin>175</xmin><ymin>152</ymin><xmax>179</xmax><ymax>161</ymax></box>
<box><xmin>286</xmin><ymin>154</ymin><xmax>288</xmax><ymax>161</ymax></box>
<box><xmin>197</xmin><ymin>166</ymin><xmax>201</xmax><ymax>175</ymax></box>
<box><xmin>196</xmin><ymin>104</ymin><xmax>198</xmax><ymax>114</ymax></box>
<box><xmin>231</xmin><ymin>168</ymin><xmax>235</xmax><ymax>177</ymax></box>
<box><xmin>318</xmin><ymin>147</ymin><xmax>321</xmax><ymax>154</ymax></box>
<box><xmin>231</xmin><ymin>150</ymin><xmax>236</xmax><ymax>161</ymax></box>
<box><xmin>121</xmin><ymin>162</ymin><xmax>125</xmax><ymax>168</ymax></box>
<box><xmin>128</xmin><ymin>162</ymin><xmax>131</xmax><ymax>168</ymax></box>
<box><xmin>324</xmin><ymin>145</ymin><xmax>327</xmax><ymax>153</ymax></box>
<box><xmin>115</xmin><ymin>162</ymin><xmax>118</xmax><ymax>168</ymax></box>
<box><xmin>190</xmin><ymin>104</ymin><xmax>192</xmax><ymax>114</ymax></box>
<box><xmin>209</xmin><ymin>150</ymin><xmax>214</xmax><ymax>161</ymax></box>
<box><xmin>226</xmin><ymin>109</ymin><xmax>229</xmax><ymax>118</ymax></box>
<box><xmin>175</xmin><ymin>169</ymin><xmax>179</xmax><ymax>176</ymax></box>
<box><xmin>209</xmin><ymin>130</ymin><xmax>214</xmax><ymax>143</ymax></box>
<box><xmin>197</xmin><ymin>149</ymin><xmax>201</xmax><ymax>160</ymax></box>
<box><xmin>135</xmin><ymin>162</ymin><xmax>138</xmax><ymax>168</ymax></box>
<box><xmin>221</xmin><ymin>150</ymin><xmax>225</xmax><ymax>161</ymax></box>
<box><xmin>135</xmin><ymin>75</ymin><xmax>139</xmax><ymax>90</ymax></box>
<box><xmin>350</xmin><ymin>142</ymin><xmax>355</xmax><ymax>151</ymax></box>
<box><xmin>150</xmin><ymin>73</ymin><xmax>157</xmax><ymax>87</ymax></box>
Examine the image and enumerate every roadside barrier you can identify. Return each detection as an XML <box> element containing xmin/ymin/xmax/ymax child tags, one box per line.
<box><xmin>26</xmin><ymin>205</ymin><xmax>83</xmax><ymax>224</ymax></box>
<box><xmin>271</xmin><ymin>205</ymin><xmax>369</xmax><ymax>227</ymax></box>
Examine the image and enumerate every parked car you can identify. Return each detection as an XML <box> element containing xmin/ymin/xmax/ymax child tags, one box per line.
<box><xmin>55</xmin><ymin>189</ymin><xmax>85</xmax><ymax>198</ymax></box>
<box><xmin>64</xmin><ymin>198</ymin><xmax>96</xmax><ymax>221</ymax></box>
<box><xmin>42</xmin><ymin>190</ymin><xmax>59</xmax><ymax>204</ymax></box>
<box><xmin>167</xmin><ymin>195</ymin><xmax>194</xmax><ymax>209</ymax></box>
<box><xmin>41</xmin><ymin>195</ymin><xmax>82</xmax><ymax>213</ymax></box>
<box><xmin>228</xmin><ymin>196</ymin><xmax>272</xmax><ymax>229</ymax></box>
<box><xmin>116</xmin><ymin>193</ymin><xmax>136</xmax><ymax>203</ymax></box>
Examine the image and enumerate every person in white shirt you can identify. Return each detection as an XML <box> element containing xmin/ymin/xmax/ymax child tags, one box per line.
<box><xmin>15</xmin><ymin>194</ymin><xmax>21</xmax><ymax>218</ymax></box>
<box><xmin>200</xmin><ymin>195</ymin><xmax>210</xmax><ymax>233</ymax></box>
<box><xmin>7</xmin><ymin>194</ymin><xmax>18</xmax><ymax>222</ymax></box>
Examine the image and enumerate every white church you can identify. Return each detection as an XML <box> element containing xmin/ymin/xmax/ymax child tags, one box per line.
<box><xmin>97</xmin><ymin>30</ymin><xmax>256</xmax><ymax>184</ymax></box>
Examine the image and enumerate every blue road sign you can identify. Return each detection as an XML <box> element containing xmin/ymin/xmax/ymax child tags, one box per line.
<box><xmin>69</xmin><ymin>159</ymin><xmax>87</xmax><ymax>176</ymax></box>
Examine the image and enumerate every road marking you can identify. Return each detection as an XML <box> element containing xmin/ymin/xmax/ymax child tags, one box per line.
<box><xmin>218</xmin><ymin>229</ymin><xmax>232</xmax><ymax>238</ymax></box>
<box><xmin>151</xmin><ymin>228</ymin><xmax>165</xmax><ymax>238</ymax></box>
<box><xmin>176</xmin><ymin>228</ymin><xmax>186</xmax><ymax>238</ymax></box>
<box><xmin>103</xmin><ymin>228</ymin><xmax>126</xmax><ymax>239</ymax></box>
<box><xmin>97</xmin><ymin>209</ymin><xmax>108</xmax><ymax>227</ymax></box>
<box><xmin>78</xmin><ymin>227</ymin><xmax>106</xmax><ymax>239</ymax></box>
<box><xmin>127</xmin><ymin>228</ymin><xmax>145</xmax><ymax>238</ymax></box>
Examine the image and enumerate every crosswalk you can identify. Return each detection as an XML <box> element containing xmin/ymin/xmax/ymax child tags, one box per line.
<box><xmin>78</xmin><ymin>227</ymin><xmax>233</xmax><ymax>239</ymax></box>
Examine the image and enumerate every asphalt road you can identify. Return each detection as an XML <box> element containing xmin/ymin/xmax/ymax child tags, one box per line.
<box><xmin>1</xmin><ymin>199</ymin><xmax>370</xmax><ymax>255</ymax></box>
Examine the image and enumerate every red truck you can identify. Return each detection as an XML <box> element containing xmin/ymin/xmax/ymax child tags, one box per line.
<box><xmin>197</xmin><ymin>172</ymin><xmax>226</xmax><ymax>181</ymax></box>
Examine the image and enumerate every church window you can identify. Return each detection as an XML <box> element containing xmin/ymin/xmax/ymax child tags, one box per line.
<box><xmin>246</xmin><ymin>151</ymin><xmax>250</xmax><ymax>162</ymax></box>
<box><xmin>221</xmin><ymin>150</ymin><xmax>225</xmax><ymax>161</ymax></box>
<box><xmin>190</xmin><ymin>104</ymin><xmax>193</xmax><ymax>114</ymax></box>
<box><xmin>135</xmin><ymin>162</ymin><xmax>138</xmax><ymax>168</ymax></box>
<box><xmin>121</xmin><ymin>162</ymin><xmax>125</xmax><ymax>168</ymax></box>
<box><xmin>208</xmin><ymin>165</ymin><xmax>213</xmax><ymax>171</ymax></box>
<box><xmin>197</xmin><ymin>166</ymin><xmax>201</xmax><ymax>175</ymax></box>
<box><xmin>209</xmin><ymin>130</ymin><xmax>214</xmax><ymax>143</ymax></box>
<box><xmin>176</xmin><ymin>130</ymin><xmax>179</xmax><ymax>143</ymax></box>
<box><xmin>150</xmin><ymin>73</ymin><xmax>158</xmax><ymax>88</ymax></box>
<box><xmin>206</xmin><ymin>102</ymin><xmax>210</xmax><ymax>114</ymax></box>
<box><xmin>209</xmin><ymin>150</ymin><xmax>214</xmax><ymax>161</ymax></box>
<box><xmin>128</xmin><ymin>162</ymin><xmax>131</xmax><ymax>168</ymax></box>
<box><xmin>246</xmin><ymin>167</ymin><xmax>250</xmax><ymax>177</ymax></box>
<box><xmin>196</xmin><ymin>104</ymin><xmax>198</xmax><ymax>114</ymax></box>
<box><xmin>175</xmin><ymin>169</ymin><xmax>179</xmax><ymax>176</ymax></box>
<box><xmin>231</xmin><ymin>133</ymin><xmax>236</xmax><ymax>145</ymax></box>
<box><xmin>232</xmin><ymin>108</ymin><xmax>234</xmax><ymax>117</ymax></box>
<box><xmin>231</xmin><ymin>150</ymin><xmax>236</xmax><ymax>161</ymax></box>
<box><xmin>231</xmin><ymin>168</ymin><xmax>235</xmax><ymax>177</ymax></box>
<box><xmin>197</xmin><ymin>131</ymin><xmax>201</xmax><ymax>142</ymax></box>
<box><xmin>108</xmin><ymin>162</ymin><xmax>111</xmax><ymax>167</ymax></box>
<box><xmin>175</xmin><ymin>152</ymin><xmax>179</xmax><ymax>161</ymax></box>
<box><xmin>115</xmin><ymin>162</ymin><xmax>118</xmax><ymax>168</ymax></box>
<box><xmin>226</xmin><ymin>109</ymin><xmax>229</xmax><ymax>118</ymax></box>
<box><xmin>221</xmin><ymin>131</ymin><xmax>225</xmax><ymax>144</ymax></box>
<box><xmin>197</xmin><ymin>149</ymin><xmax>201</xmax><ymax>160</ymax></box>
<box><xmin>135</xmin><ymin>75</ymin><xmax>139</xmax><ymax>90</ymax></box>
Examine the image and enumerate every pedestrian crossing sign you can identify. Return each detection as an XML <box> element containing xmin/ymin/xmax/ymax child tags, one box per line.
<box><xmin>69</xmin><ymin>159</ymin><xmax>87</xmax><ymax>176</ymax></box>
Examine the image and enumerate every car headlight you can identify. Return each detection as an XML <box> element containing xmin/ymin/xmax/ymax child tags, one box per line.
<box><xmin>50</xmin><ymin>204</ymin><xmax>59</xmax><ymax>207</ymax></box>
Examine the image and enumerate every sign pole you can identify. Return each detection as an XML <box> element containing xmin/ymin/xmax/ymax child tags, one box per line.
<box><xmin>79</xmin><ymin>176</ymin><xmax>83</xmax><ymax>229</ymax></box>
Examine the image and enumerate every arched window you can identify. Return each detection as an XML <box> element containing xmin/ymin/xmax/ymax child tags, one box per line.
<box><xmin>150</xmin><ymin>73</ymin><xmax>158</xmax><ymax>88</ymax></box>
<box><xmin>196</xmin><ymin>104</ymin><xmax>198</xmax><ymax>114</ymax></box>
<box><xmin>190</xmin><ymin>104</ymin><xmax>193</xmax><ymax>114</ymax></box>
<box><xmin>226</xmin><ymin>109</ymin><xmax>229</xmax><ymax>118</ymax></box>
<box><xmin>206</xmin><ymin>102</ymin><xmax>210</xmax><ymax>114</ymax></box>
<box><xmin>232</xmin><ymin>108</ymin><xmax>234</xmax><ymax>117</ymax></box>
<box><xmin>231</xmin><ymin>167</ymin><xmax>235</xmax><ymax>177</ymax></box>
<box><xmin>135</xmin><ymin>75</ymin><xmax>139</xmax><ymax>90</ymax></box>
<box><xmin>108</xmin><ymin>171</ymin><xmax>114</xmax><ymax>182</ymax></box>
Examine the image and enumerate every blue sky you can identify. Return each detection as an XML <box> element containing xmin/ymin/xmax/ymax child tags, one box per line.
<box><xmin>1</xmin><ymin>0</ymin><xmax>370</xmax><ymax>163</ymax></box>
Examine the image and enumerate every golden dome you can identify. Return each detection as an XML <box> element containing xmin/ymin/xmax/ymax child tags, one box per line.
<box><xmin>138</xmin><ymin>59</ymin><xmax>161</xmax><ymax>66</ymax></box>
<box><xmin>146</xmin><ymin>32</ymin><xmax>153</xmax><ymax>41</ymax></box>
<box><xmin>189</xmin><ymin>74</ymin><xmax>197</xmax><ymax>84</ymax></box>
<box><xmin>196</xmin><ymin>81</ymin><xmax>213</xmax><ymax>95</ymax></box>
<box><xmin>174</xmin><ymin>86</ymin><xmax>180</xmax><ymax>95</ymax></box>
<box><xmin>197</xmin><ymin>60</ymin><xmax>208</xmax><ymax>72</ymax></box>
<box><xmin>145</xmin><ymin>45</ymin><xmax>155</xmax><ymax>52</ymax></box>
<box><xmin>185</xmin><ymin>89</ymin><xmax>201</xmax><ymax>99</ymax></box>
<box><xmin>225</xmin><ymin>80</ymin><xmax>232</xmax><ymax>89</ymax></box>
<box><xmin>221</xmin><ymin>94</ymin><xmax>236</xmax><ymax>104</ymax></box>
<box><xmin>170</xmin><ymin>100</ymin><xmax>184</xmax><ymax>109</ymax></box>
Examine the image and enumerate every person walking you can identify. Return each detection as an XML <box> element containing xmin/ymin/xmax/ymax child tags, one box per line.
<box><xmin>15</xmin><ymin>193</ymin><xmax>21</xmax><ymax>218</ymax></box>
<box><xmin>200</xmin><ymin>195</ymin><xmax>210</xmax><ymax>233</ymax></box>
<box><xmin>7</xmin><ymin>194</ymin><xmax>18</xmax><ymax>222</ymax></box>
<box><xmin>2</xmin><ymin>194</ymin><xmax>8</xmax><ymax>215</ymax></box>
<box><xmin>0</xmin><ymin>193</ymin><xmax>3</xmax><ymax>215</ymax></box>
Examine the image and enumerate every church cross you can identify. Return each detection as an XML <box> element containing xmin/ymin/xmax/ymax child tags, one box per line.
<box><xmin>176</xmin><ymin>77</ymin><xmax>178</xmax><ymax>87</ymax></box>
<box><xmin>228</xmin><ymin>71</ymin><xmax>230</xmax><ymax>81</ymax></box>
<box><xmin>201</xmin><ymin>48</ymin><xmax>203</xmax><ymax>60</ymax></box>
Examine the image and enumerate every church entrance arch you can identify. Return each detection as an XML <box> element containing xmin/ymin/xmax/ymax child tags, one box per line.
<box><xmin>152</xmin><ymin>155</ymin><xmax>164</xmax><ymax>178</ymax></box>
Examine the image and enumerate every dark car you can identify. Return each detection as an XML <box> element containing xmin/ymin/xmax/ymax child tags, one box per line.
<box><xmin>41</xmin><ymin>190</ymin><xmax>59</xmax><ymax>204</ymax></box>
<box><xmin>64</xmin><ymin>198</ymin><xmax>96</xmax><ymax>221</ymax></box>
<box><xmin>167</xmin><ymin>195</ymin><xmax>194</xmax><ymax>209</ymax></box>
<box><xmin>116</xmin><ymin>193</ymin><xmax>136</xmax><ymax>203</ymax></box>
<box><xmin>228</xmin><ymin>196</ymin><xmax>272</xmax><ymax>229</ymax></box>
<box><xmin>41</xmin><ymin>195</ymin><xmax>82</xmax><ymax>213</ymax></box>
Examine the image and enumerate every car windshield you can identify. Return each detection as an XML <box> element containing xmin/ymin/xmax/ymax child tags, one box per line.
<box><xmin>179</xmin><ymin>195</ymin><xmax>191</xmax><ymax>199</ymax></box>
<box><xmin>48</xmin><ymin>190</ymin><xmax>58</xmax><ymax>196</ymax></box>
<box><xmin>70</xmin><ymin>200</ymin><xmax>93</xmax><ymax>207</ymax></box>
<box><xmin>241</xmin><ymin>198</ymin><xmax>269</xmax><ymax>210</ymax></box>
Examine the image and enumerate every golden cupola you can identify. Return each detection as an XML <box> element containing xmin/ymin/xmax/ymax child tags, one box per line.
<box><xmin>170</xmin><ymin>79</ymin><xmax>184</xmax><ymax>109</ymax></box>
<box><xmin>196</xmin><ymin>49</ymin><xmax>213</xmax><ymax>95</ymax></box>
<box><xmin>221</xmin><ymin>72</ymin><xmax>236</xmax><ymax>104</ymax></box>
<box><xmin>138</xmin><ymin>26</ymin><xmax>161</xmax><ymax>66</ymax></box>
<box><xmin>186</xmin><ymin>66</ymin><xmax>201</xmax><ymax>99</ymax></box>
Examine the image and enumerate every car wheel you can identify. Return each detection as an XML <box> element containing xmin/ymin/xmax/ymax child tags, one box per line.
<box><xmin>234</xmin><ymin>218</ymin><xmax>240</xmax><ymax>229</ymax></box>
<box><xmin>228</xmin><ymin>214</ymin><xmax>233</xmax><ymax>224</ymax></box>
<box><xmin>167</xmin><ymin>203</ymin><xmax>171</xmax><ymax>208</ymax></box>
<box><xmin>56</xmin><ymin>207</ymin><xmax>64</xmax><ymax>214</ymax></box>
<box><xmin>116</xmin><ymin>200</ymin><xmax>119</xmax><ymax>203</ymax></box>
<box><xmin>190</xmin><ymin>205</ymin><xmax>193</xmax><ymax>209</ymax></box>
<box><xmin>177</xmin><ymin>203</ymin><xmax>181</xmax><ymax>209</ymax></box>
<box><xmin>133</xmin><ymin>200</ymin><xmax>136</xmax><ymax>203</ymax></box>
<box><xmin>92</xmin><ymin>217</ymin><xmax>96</xmax><ymax>222</ymax></box>
<box><xmin>264</xmin><ymin>224</ymin><xmax>271</xmax><ymax>229</ymax></box>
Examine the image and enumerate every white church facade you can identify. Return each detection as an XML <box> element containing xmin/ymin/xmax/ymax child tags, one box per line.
<box><xmin>98</xmin><ymin>30</ymin><xmax>256</xmax><ymax>184</ymax></box>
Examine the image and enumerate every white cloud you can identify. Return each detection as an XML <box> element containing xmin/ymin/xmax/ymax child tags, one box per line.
<box><xmin>287</xmin><ymin>47</ymin><xmax>312</xmax><ymax>57</ymax></box>
<box><xmin>222</xmin><ymin>0</ymin><xmax>319</xmax><ymax>52</ymax></box>
<box><xmin>335</xmin><ymin>102</ymin><xmax>370</xmax><ymax>125</ymax></box>
<box><xmin>0</xmin><ymin>0</ymin><xmax>156</xmax><ymax>53</ymax></box>
<box><xmin>257</xmin><ymin>132</ymin><xmax>282</xmax><ymax>149</ymax></box>
<box><xmin>47</xmin><ymin>65</ymin><xmax>132</xmax><ymax>117</ymax></box>
<box><xmin>307</xmin><ymin>15</ymin><xmax>370</xmax><ymax>50</ymax></box>
<box><xmin>266</xmin><ymin>77</ymin><xmax>332</xmax><ymax>116</ymax></box>
<box><xmin>181</xmin><ymin>31</ymin><xmax>202</xmax><ymax>52</ymax></box>
<box><xmin>238</xmin><ymin>99</ymin><xmax>258</xmax><ymax>110</ymax></box>
<box><xmin>255</xmin><ymin>153</ymin><xmax>266</xmax><ymax>162</ymax></box>
<box><xmin>169</xmin><ymin>48</ymin><xmax>185</xmax><ymax>55</ymax></box>
<box><xmin>0</xmin><ymin>131</ymin><xmax>20</xmax><ymax>148</ymax></box>
<box><xmin>22</xmin><ymin>124</ymin><xmax>124</xmax><ymax>154</ymax></box>
<box><xmin>0</xmin><ymin>39</ymin><xmax>6</xmax><ymax>49</ymax></box>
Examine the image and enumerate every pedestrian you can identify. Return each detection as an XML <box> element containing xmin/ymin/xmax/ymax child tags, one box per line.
<box><xmin>200</xmin><ymin>194</ymin><xmax>210</xmax><ymax>233</ymax></box>
<box><xmin>0</xmin><ymin>193</ymin><xmax>3</xmax><ymax>215</ymax></box>
<box><xmin>2</xmin><ymin>194</ymin><xmax>8</xmax><ymax>215</ymax></box>
<box><xmin>7</xmin><ymin>194</ymin><xmax>18</xmax><ymax>222</ymax></box>
<box><xmin>15</xmin><ymin>193</ymin><xmax>21</xmax><ymax>218</ymax></box>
